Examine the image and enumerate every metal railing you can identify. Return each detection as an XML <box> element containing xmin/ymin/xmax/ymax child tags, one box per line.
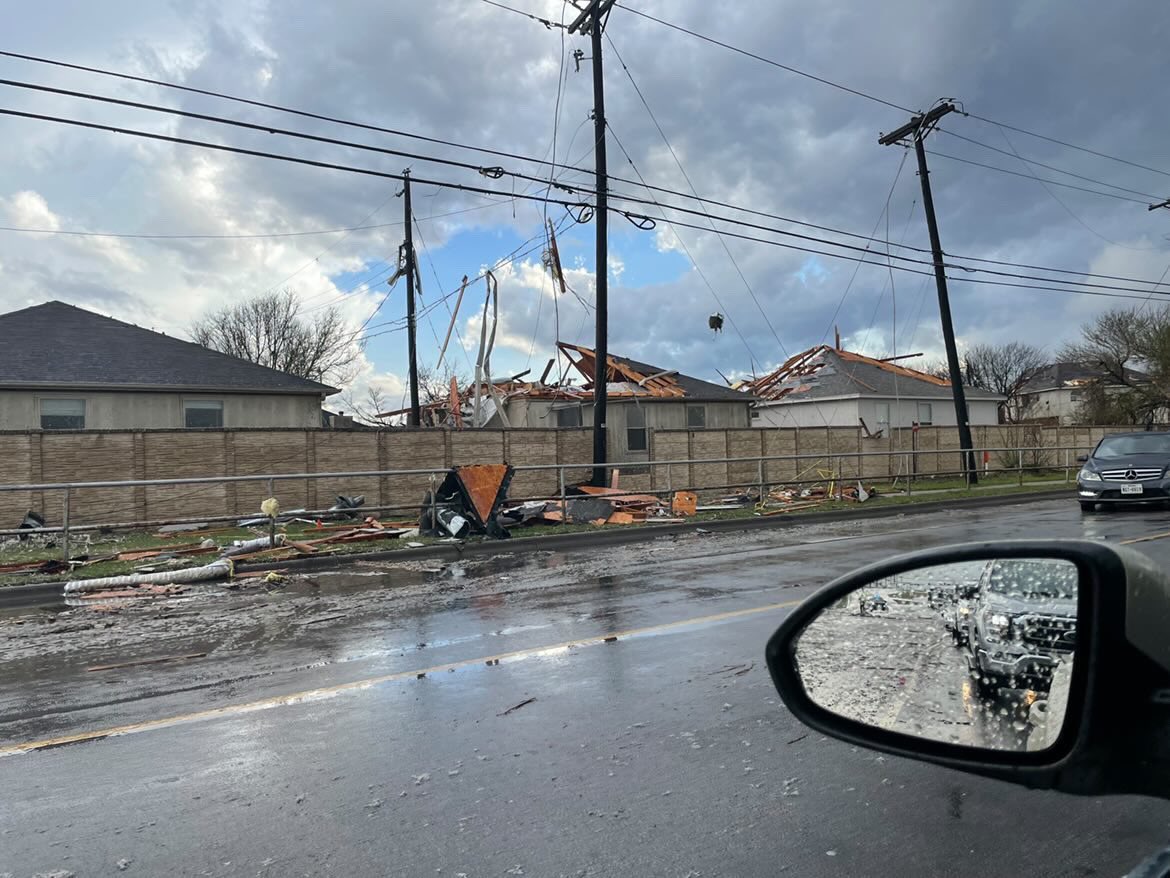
<box><xmin>0</xmin><ymin>444</ymin><xmax>1091</xmax><ymax>561</ymax></box>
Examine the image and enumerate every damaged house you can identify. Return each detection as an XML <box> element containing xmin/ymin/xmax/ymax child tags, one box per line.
<box><xmin>743</xmin><ymin>344</ymin><xmax>1002</xmax><ymax>432</ymax></box>
<box><xmin>1014</xmin><ymin>362</ymin><xmax>1156</xmax><ymax>425</ymax></box>
<box><xmin>386</xmin><ymin>341</ymin><xmax>754</xmax><ymax>464</ymax></box>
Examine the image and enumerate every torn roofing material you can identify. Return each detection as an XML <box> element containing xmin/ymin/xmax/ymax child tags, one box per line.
<box><xmin>555</xmin><ymin>342</ymin><xmax>749</xmax><ymax>402</ymax></box>
<box><xmin>1018</xmin><ymin>361</ymin><xmax>1151</xmax><ymax>393</ymax></box>
<box><xmin>745</xmin><ymin>345</ymin><xmax>1003</xmax><ymax>403</ymax></box>
<box><xmin>376</xmin><ymin>342</ymin><xmax>748</xmax><ymax>419</ymax></box>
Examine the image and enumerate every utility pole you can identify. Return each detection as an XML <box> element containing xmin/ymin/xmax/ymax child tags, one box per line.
<box><xmin>1149</xmin><ymin>197</ymin><xmax>1170</xmax><ymax>212</ymax></box>
<box><xmin>879</xmin><ymin>102</ymin><xmax>977</xmax><ymax>484</ymax></box>
<box><xmin>402</xmin><ymin>169</ymin><xmax>421</xmax><ymax>427</ymax></box>
<box><xmin>569</xmin><ymin>0</ymin><xmax>616</xmax><ymax>486</ymax></box>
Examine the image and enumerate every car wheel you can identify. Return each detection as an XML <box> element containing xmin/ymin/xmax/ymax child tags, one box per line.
<box><xmin>1079</xmin><ymin>501</ymin><xmax>1095</xmax><ymax>513</ymax></box>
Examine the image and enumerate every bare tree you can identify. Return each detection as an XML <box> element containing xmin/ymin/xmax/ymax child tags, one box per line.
<box><xmin>417</xmin><ymin>363</ymin><xmax>472</xmax><ymax>407</ymax></box>
<box><xmin>335</xmin><ymin>385</ymin><xmax>389</xmax><ymax>427</ymax></box>
<box><xmin>1061</xmin><ymin>305</ymin><xmax>1170</xmax><ymax>424</ymax></box>
<box><xmin>961</xmin><ymin>342</ymin><xmax>1047</xmax><ymax>422</ymax></box>
<box><xmin>192</xmin><ymin>290</ymin><xmax>360</xmax><ymax>385</ymax></box>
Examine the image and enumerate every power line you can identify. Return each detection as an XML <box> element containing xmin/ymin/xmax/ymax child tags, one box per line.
<box><xmin>412</xmin><ymin>215</ymin><xmax>477</xmax><ymax>375</ymax></box>
<box><xmin>819</xmin><ymin>151</ymin><xmax>909</xmax><ymax>346</ymax></box>
<box><xmin>359</xmin><ymin>217</ymin><xmax>574</xmax><ymax>345</ymax></box>
<box><xmin>10</xmin><ymin>63</ymin><xmax>1170</xmax><ymax>299</ymax></box>
<box><xmin>6</xmin><ymin>53</ymin><xmax>1159</xmax><ymax>285</ymax></box>
<box><xmin>992</xmin><ymin>124</ymin><xmax>1161</xmax><ymax>252</ymax></box>
<box><xmin>606</xmin><ymin>121</ymin><xmax>761</xmax><ymax>372</ymax></box>
<box><xmin>936</xmin><ymin>127</ymin><xmax>1165</xmax><ymax>201</ymax></box>
<box><xmin>606</xmin><ymin>32</ymin><xmax>788</xmax><ymax>359</ymax></box>
<box><xmin>0</xmin><ymin>49</ymin><xmax>596</xmax><ymax>178</ymax></box>
<box><xmin>618</xmin><ymin>4</ymin><xmax>912</xmax><ymax>113</ymax></box>
<box><xmin>0</xmin><ymin>77</ymin><xmax>587</xmax><ymax>196</ymax></box>
<box><xmin>923</xmin><ymin>149</ymin><xmax>1148</xmax><ymax>204</ymax></box>
<box><xmin>17</xmin><ymin>98</ymin><xmax>1166</xmax><ymax>301</ymax></box>
<box><xmin>476</xmin><ymin>0</ymin><xmax>568</xmax><ymax>28</ymax></box>
<box><xmin>966</xmin><ymin>112</ymin><xmax>1170</xmax><ymax>182</ymax></box>
<box><xmin>0</xmin><ymin>106</ymin><xmax>592</xmax><ymax>212</ymax></box>
<box><xmin>0</xmin><ymin>186</ymin><xmax>517</xmax><ymax>241</ymax></box>
<box><xmin>618</xmin><ymin>209</ymin><xmax>1170</xmax><ymax>303</ymax></box>
<box><xmin>620</xmin><ymin>190</ymin><xmax>1170</xmax><ymax>296</ymax></box>
<box><xmin>615</xmin><ymin>7</ymin><xmax>1170</xmax><ymax>189</ymax></box>
<box><xmin>1137</xmin><ymin>262</ymin><xmax>1170</xmax><ymax>316</ymax></box>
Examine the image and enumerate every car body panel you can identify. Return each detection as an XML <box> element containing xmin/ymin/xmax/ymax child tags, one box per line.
<box><xmin>1077</xmin><ymin>433</ymin><xmax>1170</xmax><ymax>506</ymax></box>
<box><xmin>966</xmin><ymin>560</ymin><xmax>1077</xmax><ymax>691</ymax></box>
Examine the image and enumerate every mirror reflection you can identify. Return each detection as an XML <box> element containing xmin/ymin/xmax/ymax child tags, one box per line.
<box><xmin>795</xmin><ymin>558</ymin><xmax>1078</xmax><ymax>752</ymax></box>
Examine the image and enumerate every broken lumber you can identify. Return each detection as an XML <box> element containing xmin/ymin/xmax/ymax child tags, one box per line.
<box><xmin>672</xmin><ymin>491</ymin><xmax>698</xmax><ymax>516</ymax></box>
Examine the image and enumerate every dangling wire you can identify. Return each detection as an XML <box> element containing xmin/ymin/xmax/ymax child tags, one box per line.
<box><xmin>622</xmin><ymin>211</ymin><xmax>656</xmax><ymax>230</ymax></box>
<box><xmin>567</xmin><ymin>203</ymin><xmax>595</xmax><ymax>224</ymax></box>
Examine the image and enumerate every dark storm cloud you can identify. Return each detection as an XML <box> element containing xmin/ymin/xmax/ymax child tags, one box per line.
<box><xmin>1</xmin><ymin>0</ymin><xmax>1168</xmax><ymax>387</ymax></box>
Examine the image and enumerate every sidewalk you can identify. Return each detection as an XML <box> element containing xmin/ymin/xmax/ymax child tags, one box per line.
<box><xmin>0</xmin><ymin>484</ymin><xmax>1071</xmax><ymax>609</ymax></box>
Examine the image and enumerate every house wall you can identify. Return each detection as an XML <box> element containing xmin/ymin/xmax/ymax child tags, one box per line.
<box><xmin>857</xmin><ymin>397</ymin><xmax>1001</xmax><ymax>429</ymax></box>
<box><xmin>0</xmin><ymin>390</ymin><xmax>324</xmax><ymax>431</ymax></box>
<box><xmin>0</xmin><ymin>423</ymin><xmax>1133</xmax><ymax>528</ymax></box>
<box><xmin>1019</xmin><ymin>388</ymin><xmax>1083</xmax><ymax>425</ymax></box>
<box><xmin>753</xmin><ymin>399</ymin><xmax>860</xmax><ymax>428</ymax></box>
<box><xmin>755</xmin><ymin>397</ymin><xmax>1000</xmax><ymax>430</ymax></box>
<box><xmin>502</xmin><ymin>398</ymin><xmax>751</xmax><ymax>462</ymax></box>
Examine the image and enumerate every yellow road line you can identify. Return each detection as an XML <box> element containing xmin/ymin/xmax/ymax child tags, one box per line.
<box><xmin>1121</xmin><ymin>529</ymin><xmax>1170</xmax><ymax>545</ymax></box>
<box><xmin>1</xmin><ymin>598</ymin><xmax>802</xmax><ymax>758</ymax></box>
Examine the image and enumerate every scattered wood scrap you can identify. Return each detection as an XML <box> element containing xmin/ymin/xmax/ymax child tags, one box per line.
<box><xmin>498</xmin><ymin>697</ymin><xmax>537</xmax><ymax>716</ymax></box>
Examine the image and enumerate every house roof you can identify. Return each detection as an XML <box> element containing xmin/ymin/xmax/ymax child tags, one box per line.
<box><xmin>375</xmin><ymin>342</ymin><xmax>750</xmax><ymax>421</ymax></box>
<box><xmin>0</xmin><ymin>301</ymin><xmax>337</xmax><ymax>395</ymax></box>
<box><xmin>557</xmin><ymin>342</ymin><xmax>750</xmax><ymax>403</ymax></box>
<box><xmin>745</xmin><ymin>345</ymin><xmax>1003</xmax><ymax>404</ymax></box>
<box><xmin>1019</xmin><ymin>361</ymin><xmax>1149</xmax><ymax>394</ymax></box>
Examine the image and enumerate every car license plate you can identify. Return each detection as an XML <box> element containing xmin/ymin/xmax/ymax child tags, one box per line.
<box><xmin>1122</xmin><ymin>483</ymin><xmax>1144</xmax><ymax>495</ymax></box>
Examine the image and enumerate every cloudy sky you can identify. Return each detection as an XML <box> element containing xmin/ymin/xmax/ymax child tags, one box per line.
<box><xmin>2</xmin><ymin>0</ymin><xmax>1168</xmax><ymax>411</ymax></box>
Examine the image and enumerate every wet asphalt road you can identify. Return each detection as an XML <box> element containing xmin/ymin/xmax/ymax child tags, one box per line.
<box><xmin>4</xmin><ymin>499</ymin><xmax>1170</xmax><ymax>877</ymax></box>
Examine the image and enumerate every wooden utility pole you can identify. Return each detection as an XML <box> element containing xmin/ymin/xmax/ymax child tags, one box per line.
<box><xmin>402</xmin><ymin>169</ymin><xmax>421</xmax><ymax>427</ymax></box>
<box><xmin>569</xmin><ymin>0</ymin><xmax>616</xmax><ymax>486</ymax></box>
<box><xmin>879</xmin><ymin>102</ymin><xmax>978</xmax><ymax>484</ymax></box>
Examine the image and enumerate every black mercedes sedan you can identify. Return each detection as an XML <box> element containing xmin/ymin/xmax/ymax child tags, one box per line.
<box><xmin>1076</xmin><ymin>431</ymin><xmax>1170</xmax><ymax>511</ymax></box>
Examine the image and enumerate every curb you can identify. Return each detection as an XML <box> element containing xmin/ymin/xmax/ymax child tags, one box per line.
<box><xmin>0</xmin><ymin>489</ymin><xmax>1072</xmax><ymax>610</ymax></box>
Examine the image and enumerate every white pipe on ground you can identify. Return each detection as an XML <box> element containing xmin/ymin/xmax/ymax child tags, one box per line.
<box><xmin>62</xmin><ymin>559</ymin><xmax>235</xmax><ymax>594</ymax></box>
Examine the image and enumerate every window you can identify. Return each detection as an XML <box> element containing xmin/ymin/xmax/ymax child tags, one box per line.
<box><xmin>185</xmin><ymin>400</ymin><xmax>224</xmax><ymax>428</ymax></box>
<box><xmin>40</xmin><ymin>398</ymin><xmax>85</xmax><ymax>430</ymax></box>
<box><xmin>626</xmin><ymin>405</ymin><xmax>647</xmax><ymax>452</ymax></box>
<box><xmin>917</xmin><ymin>402</ymin><xmax>933</xmax><ymax>426</ymax></box>
<box><xmin>686</xmin><ymin>404</ymin><xmax>707</xmax><ymax>429</ymax></box>
<box><xmin>874</xmin><ymin>402</ymin><xmax>890</xmax><ymax>428</ymax></box>
<box><xmin>554</xmin><ymin>406</ymin><xmax>582</xmax><ymax>428</ymax></box>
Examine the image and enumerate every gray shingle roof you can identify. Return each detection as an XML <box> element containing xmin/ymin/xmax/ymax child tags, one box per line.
<box><xmin>750</xmin><ymin>346</ymin><xmax>1003</xmax><ymax>404</ymax></box>
<box><xmin>1020</xmin><ymin>361</ymin><xmax>1149</xmax><ymax>393</ymax></box>
<box><xmin>611</xmin><ymin>354</ymin><xmax>751</xmax><ymax>403</ymax></box>
<box><xmin>0</xmin><ymin>301</ymin><xmax>337</xmax><ymax>395</ymax></box>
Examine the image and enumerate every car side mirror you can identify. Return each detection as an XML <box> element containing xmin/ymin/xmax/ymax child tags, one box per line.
<box><xmin>1076</xmin><ymin>455</ymin><xmax>1088</xmax><ymax>464</ymax></box>
<box><xmin>765</xmin><ymin>540</ymin><xmax>1170</xmax><ymax>799</ymax></box>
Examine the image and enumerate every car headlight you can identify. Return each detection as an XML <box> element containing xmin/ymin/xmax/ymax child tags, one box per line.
<box><xmin>986</xmin><ymin>612</ymin><xmax>1013</xmax><ymax>641</ymax></box>
<box><xmin>1079</xmin><ymin>468</ymin><xmax>1102</xmax><ymax>482</ymax></box>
